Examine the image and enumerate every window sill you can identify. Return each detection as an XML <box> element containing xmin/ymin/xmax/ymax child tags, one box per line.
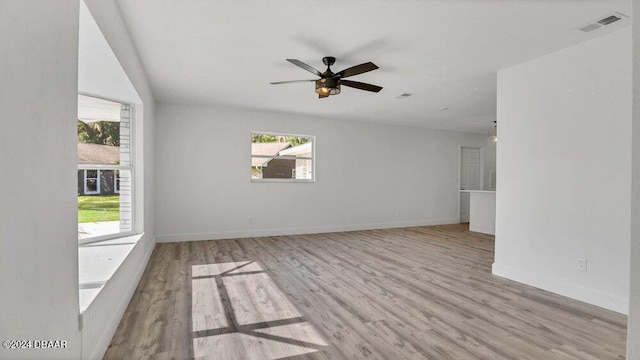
<box><xmin>79</xmin><ymin>233</ymin><xmax>143</xmax><ymax>313</ymax></box>
<box><xmin>78</xmin><ymin>226</ymin><xmax>137</xmax><ymax>245</ymax></box>
<box><xmin>251</xmin><ymin>179</ymin><xmax>315</xmax><ymax>183</ymax></box>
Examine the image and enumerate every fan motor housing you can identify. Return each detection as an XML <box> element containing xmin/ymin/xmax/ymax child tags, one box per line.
<box><xmin>322</xmin><ymin>56</ymin><xmax>336</xmax><ymax>67</ymax></box>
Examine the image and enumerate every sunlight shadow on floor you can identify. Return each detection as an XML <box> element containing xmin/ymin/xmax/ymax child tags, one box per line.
<box><xmin>191</xmin><ymin>261</ymin><xmax>328</xmax><ymax>359</ymax></box>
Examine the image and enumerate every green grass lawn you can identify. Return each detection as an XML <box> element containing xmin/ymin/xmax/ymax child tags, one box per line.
<box><xmin>78</xmin><ymin>195</ymin><xmax>120</xmax><ymax>223</ymax></box>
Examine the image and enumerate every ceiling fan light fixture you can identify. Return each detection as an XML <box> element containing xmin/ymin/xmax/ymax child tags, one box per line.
<box><xmin>273</xmin><ymin>57</ymin><xmax>381</xmax><ymax>98</ymax></box>
<box><xmin>315</xmin><ymin>78</ymin><xmax>340</xmax><ymax>96</ymax></box>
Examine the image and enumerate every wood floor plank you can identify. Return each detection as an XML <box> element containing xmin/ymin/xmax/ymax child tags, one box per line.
<box><xmin>104</xmin><ymin>224</ymin><xmax>627</xmax><ymax>359</ymax></box>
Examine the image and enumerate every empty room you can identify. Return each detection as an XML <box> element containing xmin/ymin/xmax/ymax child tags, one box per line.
<box><xmin>3</xmin><ymin>0</ymin><xmax>640</xmax><ymax>359</ymax></box>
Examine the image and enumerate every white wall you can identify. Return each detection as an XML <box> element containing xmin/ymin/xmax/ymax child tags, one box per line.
<box><xmin>494</xmin><ymin>28</ymin><xmax>632</xmax><ymax>313</ymax></box>
<box><xmin>78</xmin><ymin>2</ymin><xmax>140</xmax><ymax>105</ymax></box>
<box><xmin>628</xmin><ymin>0</ymin><xmax>640</xmax><ymax>357</ymax></box>
<box><xmin>81</xmin><ymin>1</ymin><xmax>156</xmax><ymax>359</ymax></box>
<box><xmin>83</xmin><ymin>0</ymin><xmax>155</xmax><ymax>238</ymax></box>
<box><xmin>0</xmin><ymin>1</ymin><xmax>81</xmax><ymax>359</ymax></box>
<box><xmin>155</xmin><ymin>103</ymin><xmax>494</xmax><ymax>242</ymax></box>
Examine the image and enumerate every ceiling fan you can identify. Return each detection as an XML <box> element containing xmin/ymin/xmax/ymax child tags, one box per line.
<box><xmin>270</xmin><ymin>56</ymin><xmax>383</xmax><ymax>98</ymax></box>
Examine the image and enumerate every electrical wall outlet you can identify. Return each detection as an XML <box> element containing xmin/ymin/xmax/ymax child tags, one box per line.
<box><xmin>248</xmin><ymin>216</ymin><xmax>253</xmax><ymax>224</ymax></box>
<box><xmin>577</xmin><ymin>258</ymin><xmax>587</xmax><ymax>272</ymax></box>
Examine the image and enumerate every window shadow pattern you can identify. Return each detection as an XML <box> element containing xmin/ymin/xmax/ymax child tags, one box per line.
<box><xmin>191</xmin><ymin>261</ymin><xmax>328</xmax><ymax>359</ymax></box>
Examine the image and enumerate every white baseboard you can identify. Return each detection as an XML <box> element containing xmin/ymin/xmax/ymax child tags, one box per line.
<box><xmin>492</xmin><ymin>262</ymin><xmax>628</xmax><ymax>315</ymax></box>
<box><xmin>469</xmin><ymin>225</ymin><xmax>495</xmax><ymax>235</ymax></box>
<box><xmin>156</xmin><ymin>218</ymin><xmax>460</xmax><ymax>243</ymax></box>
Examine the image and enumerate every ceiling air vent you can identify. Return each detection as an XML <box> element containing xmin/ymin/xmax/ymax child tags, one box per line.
<box><xmin>577</xmin><ymin>12</ymin><xmax>627</xmax><ymax>33</ymax></box>
<box><xmin>578</xmin><ymin>23</ymin><xmax>602</xmax><ymax>33</ymax></box>
<box><xmin>597</xmin><ymin>15</ymin><xmax>622</xmax><ymax>26</ymax></box>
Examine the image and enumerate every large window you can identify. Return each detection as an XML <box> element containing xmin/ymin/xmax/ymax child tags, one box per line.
<box><xmin>251</xmin><ymin>132</ymin><xmax>314</xmax><ymax>182</ymax></box>
<box><xmin>77</xmin><ymin>95</ymin><xmax>134</xmax><ymax>243</ymax></box>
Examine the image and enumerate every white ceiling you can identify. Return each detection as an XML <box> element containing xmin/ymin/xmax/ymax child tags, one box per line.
<box><xmin>114</xmin><ymin>0</ymin><xmax>630</xmax><ymax>134</ymax></box>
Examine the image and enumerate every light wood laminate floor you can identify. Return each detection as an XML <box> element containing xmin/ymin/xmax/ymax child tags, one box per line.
<box><xmin>104</xmin><ymin>224</ymin><xmax>627</xmax><ymax>359</ymax></box>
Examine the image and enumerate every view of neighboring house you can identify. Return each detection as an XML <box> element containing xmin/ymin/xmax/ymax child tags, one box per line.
<box><xmin>77</xmin><ymin>142</ymin><xmax>120</xmax><ymax>195</ymax></box>
<box><xmin>279</xmin><ymin>142</ymin><xmax>313</xmax><ymax>179</ymax></box>
<box><xmin>251</xmin><ymin>141</ymin><xmax>313</xmax><ymax>179</ymax></box>
<box><xmin>251</xmin><ymin>142</ymin><xmax>294</xmax><ymax>179</ymax></box>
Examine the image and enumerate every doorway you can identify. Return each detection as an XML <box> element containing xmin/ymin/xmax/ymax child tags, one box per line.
<box><xmin>459</xmin><ymin>146</ymin><xmax>481</xmax><ymax>222</ymax></box>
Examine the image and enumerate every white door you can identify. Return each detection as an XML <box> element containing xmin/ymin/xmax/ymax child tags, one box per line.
<box><xmin>460</xmin><ymin>147</ymin><xmax>481</xmax><ymax>222</ymax></box>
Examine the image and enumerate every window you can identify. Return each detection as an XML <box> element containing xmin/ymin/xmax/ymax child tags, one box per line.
<box><xmin>77</xmin><ymin>95</ymin><xmax>134</xmax><ymax>243</ymax></box>
<box><xmin>84</xmin><ymin>169</ymin><xmax>100</xmax><ymax>194</ymax></box>
<box><xmin>251</xmin><ymin>132</ymin><xmax>314</xmax><ymax>182</ymax></box>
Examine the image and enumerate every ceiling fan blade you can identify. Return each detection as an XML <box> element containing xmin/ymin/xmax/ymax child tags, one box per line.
<box><xmin>286</xmin><ymin>59</ymin><xmax>322</xmax><ymax>76</ymax></box>
<box><xmin>341</xmin><ymin>80</ymin><xmax>383</xmax><ymax>93</ymax></box>
<box><xmin>334</xmin><ymin>62</ymin><xmax>378</xmax><ymax>78</ymax></box>
<box><xmin>270</xmin><ymin>80</ymin><xmax>316</xmax><ymax>85</ymax></box>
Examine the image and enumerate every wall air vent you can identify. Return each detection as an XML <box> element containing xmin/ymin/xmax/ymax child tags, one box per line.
<box><xmin>577</xmin><ymin>12</ymin><xmax>628</xmax><ymax>33</ymax></box>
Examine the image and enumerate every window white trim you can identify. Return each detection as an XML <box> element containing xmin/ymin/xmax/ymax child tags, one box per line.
<box><xmin>78</xmin><ymin>229</ymin><xmax>137</xmax><ymax>246</ymax></box>
<box><xmin>251</xmin><ymin>131</ymin><xmax>316</xmax><ymax>183</ymax></box>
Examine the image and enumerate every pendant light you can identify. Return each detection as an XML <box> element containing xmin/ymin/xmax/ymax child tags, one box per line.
<box><xmin>490</xmin><ymin>121</ymin><xmax>497</xmax><ymax>143</ymax></box>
